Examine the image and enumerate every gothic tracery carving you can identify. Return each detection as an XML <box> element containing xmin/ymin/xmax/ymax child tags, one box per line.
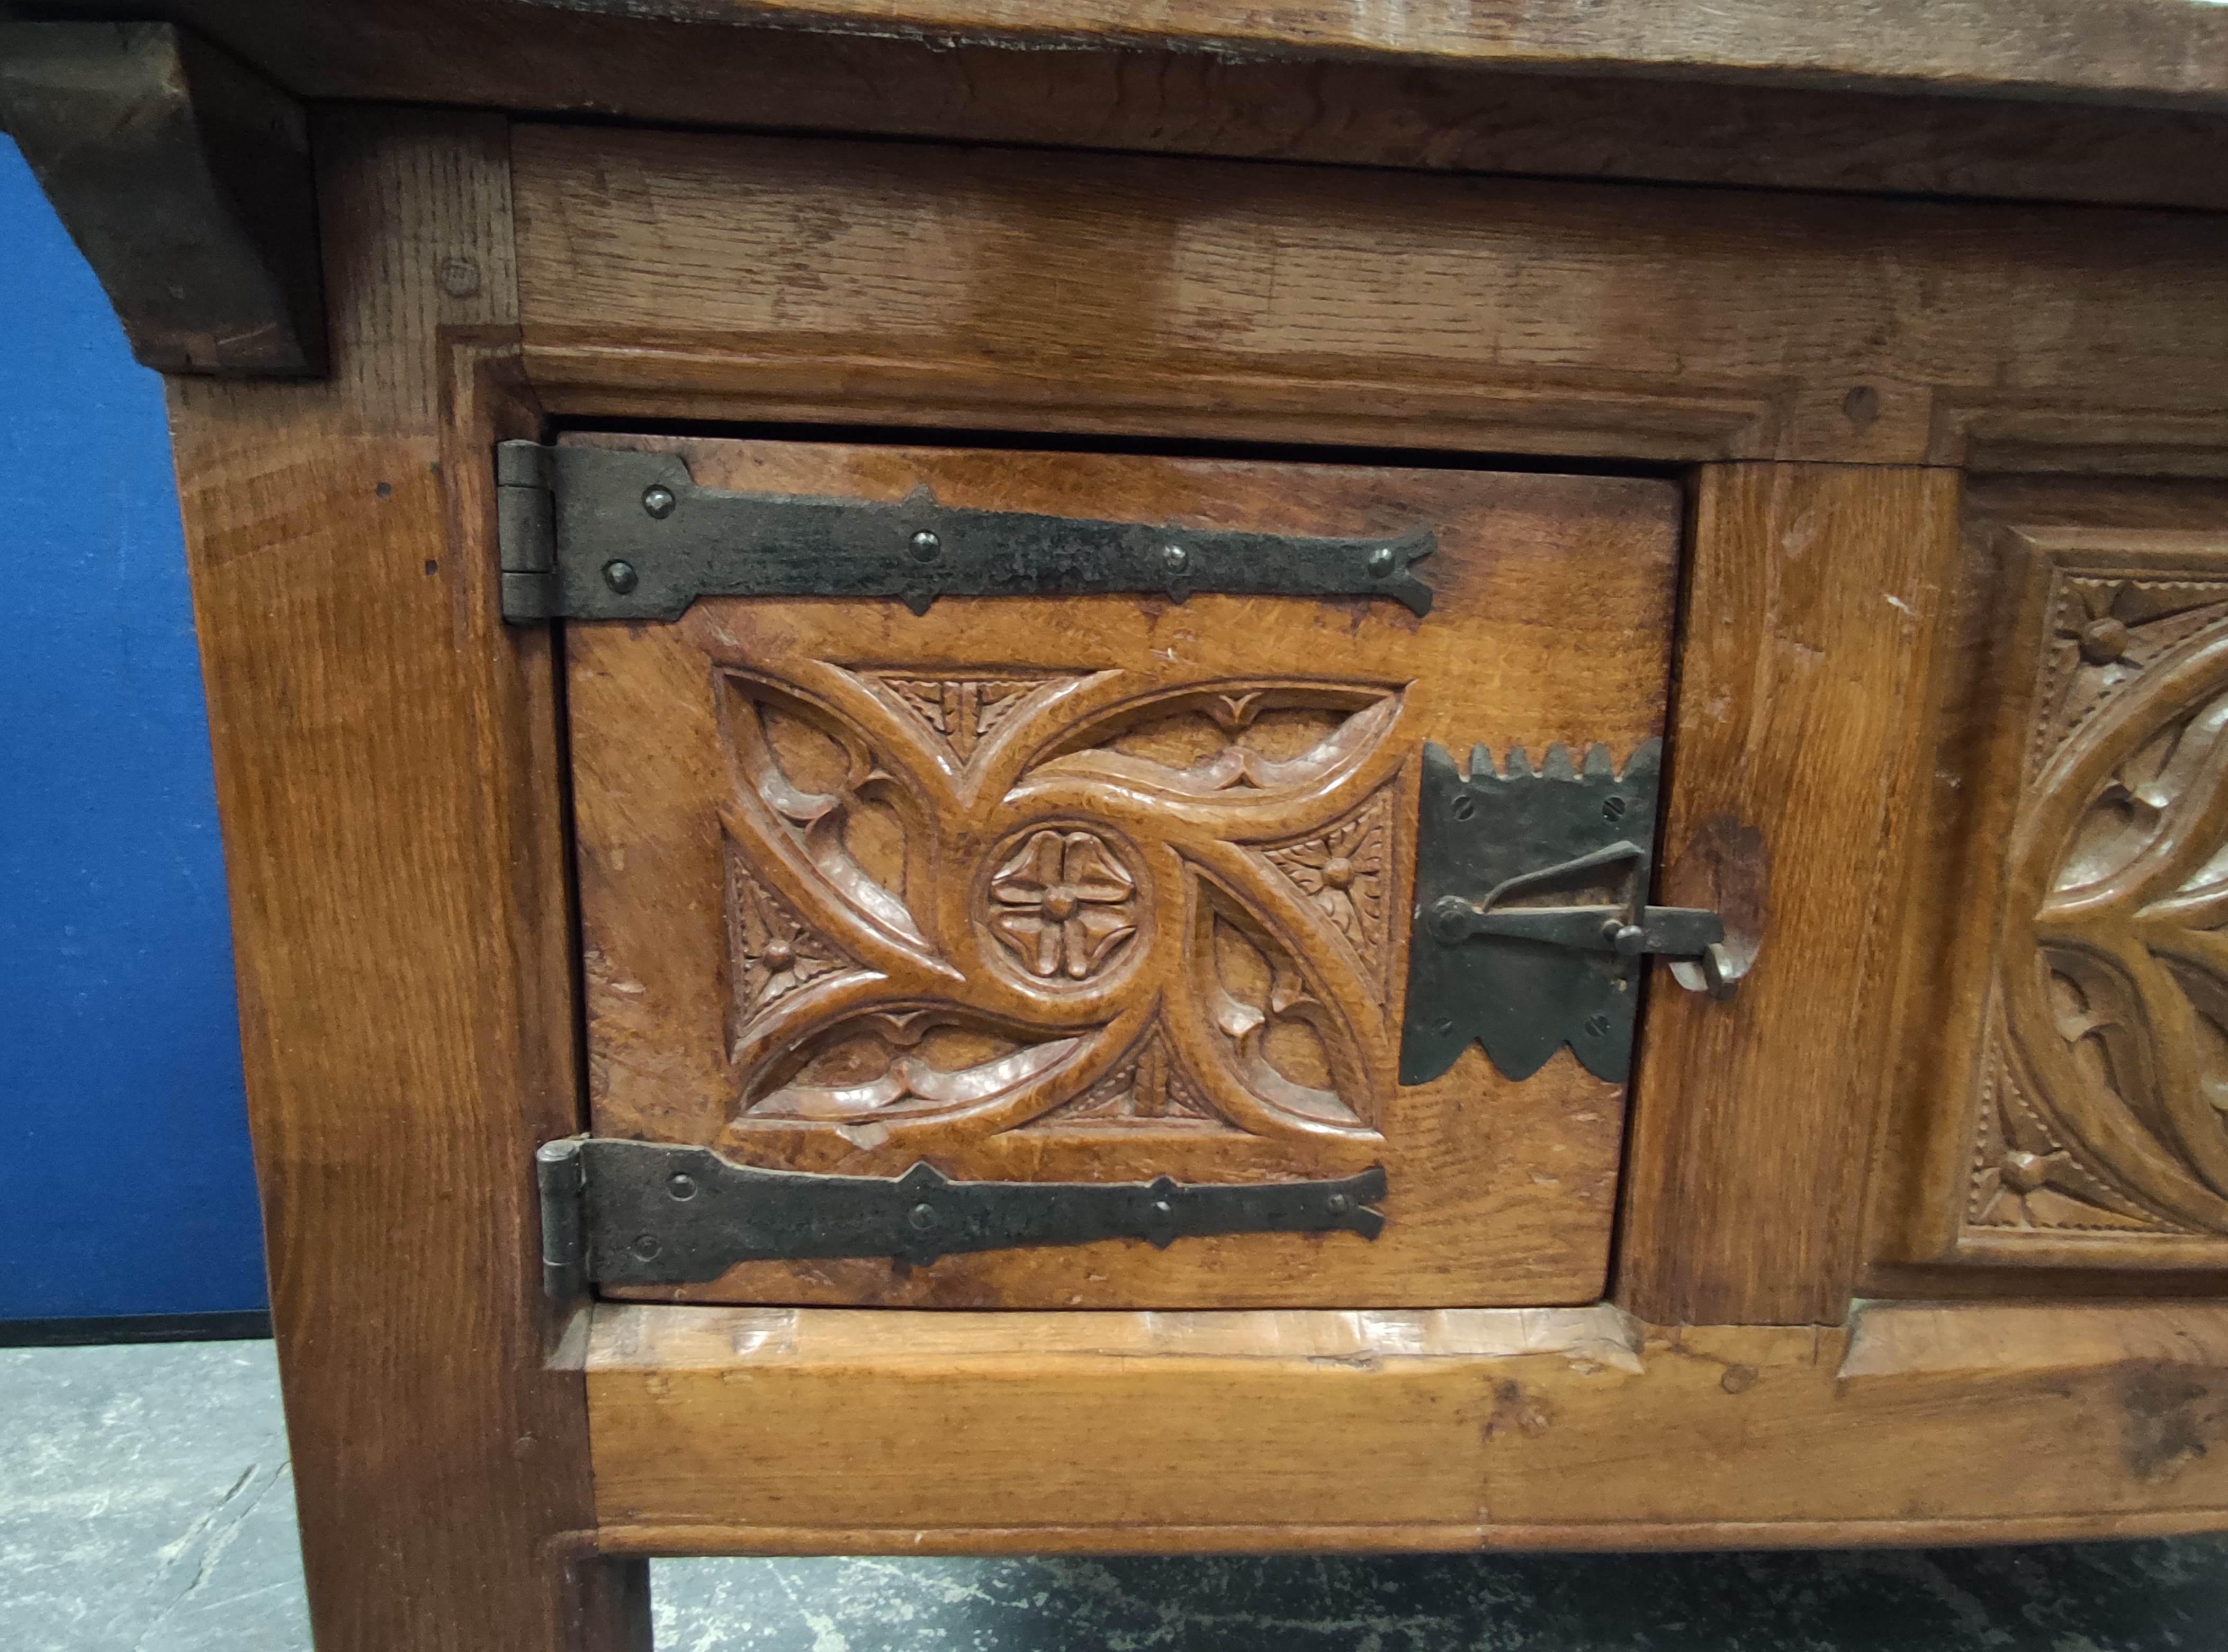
<box><xmin>717</xmin><ymin>668</ymin><xmax>1405</xmax><ymax>1138</ymax></box>
<box><xmin>1966</xmin><ymin>569</ymin><xmax>2228</xmax><ymax>1245</ymax></box>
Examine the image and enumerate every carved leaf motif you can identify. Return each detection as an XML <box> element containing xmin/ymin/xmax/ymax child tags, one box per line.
<box><xmin>1989</xmin><ymin>601</ymin><xmax>2228</xmax><ymax>1239</ymax></box>
<box><xmin>1193</xmin><ymin>885</ymin><xmax>1365</xmax><ymax>1130</ymax></box>
<box><xmin>722</xmin><ymin>675</ymin><xmax>929</xmax><ymax>955</ymax></box>
<box><xmin>2029</xmin><ymin>579</ymin><xmax>2228</xmax><ymax>780</ymax></box>
<box><xmin>986</xmin><ymin>827</ymin><xmax>1141</xmax><ymax>984</ymax></box>
<box><xmin>1968</xmin><ymin>1022</ymin><xmax>2166</xmax><ymax>1232</ymax></box>
<box><xmin>1261</xmin><ymin>787</ymin><xmax>1394</xmax><ymax>992</ymax></box>
<box><xmin>1026</xmin><ymin>685</ymin><xmax>1400</xmax><ymax>802</ymax></box>
<box><xmin>749</xmin><ymin>1008</ymin><xmax>1081</xmax><ymax>1121</ymax></box>
<box><xmin>1023</xmin><ymin>1021</ymin><xmax>1238</xmax><ymax>1131</ymax></box>
<box><xmin>865</xmin><ymin>671</ymin><xmax>1077</xmax><ymax>766</ymax></box>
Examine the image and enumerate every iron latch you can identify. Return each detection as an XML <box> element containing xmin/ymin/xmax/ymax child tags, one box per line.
<box><xmin>1398</xmin><ymin>739</ymin><xmax>1737</xmax><ymax>1088</ymax></box>
<box><xmin>536</xmin><ymin>1136</ymin><xmax>1387</xmax><ymax>1298</ymax></box>
<box><xmin>493</xmin><ymin>440</ymin><xmax>1436</xmax><ymax>623</ymax></box>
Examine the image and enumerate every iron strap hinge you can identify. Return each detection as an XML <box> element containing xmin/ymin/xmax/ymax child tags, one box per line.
<box><xmin>491</xmin><ymin>439</ymin><xmax>1437</xmax><ymax>624</ymax></box>
<box><xmin>534</xmin><ymin>1136</ymin><xmax>1388</xmax><ymax>1299</ymax></box>
<box><xmin>1398</xmin><ymin>739</ymin><xmax>1741</xmax><ymax>1089</ymax></box>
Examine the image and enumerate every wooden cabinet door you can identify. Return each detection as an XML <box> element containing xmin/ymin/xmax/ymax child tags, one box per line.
<box><xmin>568</xmin><ymin>436</ymin><xmax>1679</xmax><ymax>1306</ymax></box>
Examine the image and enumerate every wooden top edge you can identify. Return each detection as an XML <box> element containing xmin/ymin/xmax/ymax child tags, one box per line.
<box><xmin>585</xmin><ymin>1303</ymin><xmax>1648</xmax><ymax>1369</ymax></box>
<box><xmin>522</xmin><ymin>0</ymin><xmax>2228</xmax><ymax>111</ymax></box>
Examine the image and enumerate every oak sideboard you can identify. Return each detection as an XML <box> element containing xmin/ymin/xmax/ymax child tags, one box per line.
<box><xmin>6</xmin><ymin>5</ymin><xmax>2228</xmax><ymax>1647</ymax></box>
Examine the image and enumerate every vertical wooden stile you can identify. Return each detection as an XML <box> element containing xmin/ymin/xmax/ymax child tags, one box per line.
<box><xmin>165</xmin><ymin>109</ymin><xmax>649</xmax><ymax>1652</ymax></box>
<box><xmin>1619</xmin><ymin>463</ymin><xmax>1960</xmax><ymax>1325</ymax></box>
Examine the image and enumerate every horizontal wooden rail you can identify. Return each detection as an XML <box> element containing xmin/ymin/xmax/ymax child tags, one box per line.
<box><xmin>585</xmin><ymin>1300</ymin><xmax>2228</xmax><ymax>1552</ymax></box>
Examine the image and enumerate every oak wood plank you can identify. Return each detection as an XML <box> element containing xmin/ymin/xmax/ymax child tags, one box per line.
<box><xmin>1618</xmin><ymin>465</ymin><xmax>1960</xmax><ymax>1326</ymax></box>
<box><xmin>82</xmin><ymin>2</ymin><xmax>2228</xmax><ymax>212</ymax></box>
<box><xmin>166</xmin><ymin>107</ymin><xmax>646</xmax><ymax>1651</ymax></box>
<box><xmin>523</xmin><ymin>0</ymin><xmax>2228</xmax><ymax>111</ymax></box>
<box><xmin>511</xmin><ymin>127</ymin><xmax>2228</xmax><ymax>472</ymax></box>
<box><xmin>585</xmin><ymin>1299</ymin><xmax>2228</xmax><ymax>1549</ymax></box>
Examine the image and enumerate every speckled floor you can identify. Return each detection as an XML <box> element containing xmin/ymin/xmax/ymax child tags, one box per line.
<box><xmin>6</xmin><ymin>1339</ymin><xmax>2227</xmax><ymax>1651</ymax></box>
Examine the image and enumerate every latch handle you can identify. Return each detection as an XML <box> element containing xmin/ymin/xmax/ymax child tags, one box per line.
<box><xmin>1421</xmin><ymin>838</ymin><xmax>1735</xmax><ymax>994</ymax></box>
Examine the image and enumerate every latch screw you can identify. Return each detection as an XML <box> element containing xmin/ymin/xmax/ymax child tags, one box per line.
<box><xmin>603</xmin><ymin>560</ymin><xmax>639</xmax><ymax>595</ymax></box>
<box><xmin>908</xmin><ymin>530</ymin><xmax>941</xmax><ymax>563</ymax></box>
<box><xmin>641</xmin><ymin>484</ymin><xmax>676</xmax><ymax>519</ymax></box>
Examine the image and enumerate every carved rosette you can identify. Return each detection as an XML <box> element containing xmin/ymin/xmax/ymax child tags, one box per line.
<box><xmin>716</xmin><ymin>665</ymin><xmax>1406</xmax><ymax>1141</ymax></box>
<box><xmin>984</xmin><ymin>827</ymin><xmax>1143</xmax><ymax>985</ymax></box>
<box><xmin>724</xmin><ymin>850</ymin><xmax>858</xmax><ymax>1047</ymax></box>
<box><xmin>1261</xmin><ymin>789</ymin><xmax>1394</xmax><ymax>996</ymax></box>
<box><xmin>1965</xmin><ymin>572</ymin><xmax>2228</xmax><ymax>1247</ymax></box>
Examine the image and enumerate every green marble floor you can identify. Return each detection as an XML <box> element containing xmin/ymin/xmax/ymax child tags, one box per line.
<box><xmin>6</xmin><ymin>1337</ymin><xmax>2225</xmax><ymax>1651</ymax></box>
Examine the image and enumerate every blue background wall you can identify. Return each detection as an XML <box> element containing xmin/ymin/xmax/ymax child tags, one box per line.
<box><xmin>2</xmin><ymin>137</ymin><xmax>268</xmax><ymax>1319</ymax></box>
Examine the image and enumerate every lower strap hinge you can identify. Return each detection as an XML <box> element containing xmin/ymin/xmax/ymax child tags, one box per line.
<box><xmin>533</xmin><ymin>1136</ymin><xmax>1387</xmax><ymax>1300</ymax></box>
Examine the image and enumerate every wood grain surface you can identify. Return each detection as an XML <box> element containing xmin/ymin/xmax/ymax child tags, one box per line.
<box><xmin>524</xmin><ymin>0</ymin><xmax>2228</xmax><ymax>110</ymax></box>
<box><xmin>1869</xmin><ymin>478</ymin><xmax>2228</xmax><ymax>1294</ymax></box>
<box><xmin>166</xmin><ymin>110</ymin><xmax>645</xmax><ymax>1651</ymax></box>
<box><xmin>568</xmin><ymin>436</ymin><xmax>1679</xmax><ymax>1306</ymax></box>
<box><xmin>1618</xmin><ymin>465</ymin><xmax>1959</xmax><ymax>1327</ymax></box>
<box><xmin>53</xmin><ymin>2</ymin><xmax>2228</xmax><ymax>212</ymax></box>
<box><xmin>584</xmin><ymin>1298</ymin><xmax>2228</xmax><ymax>1550</ymax></box>
<box><xmin>512</xmin><ymin>127</ymin><xmax>2228</xmax><ymax>474</ymax></box>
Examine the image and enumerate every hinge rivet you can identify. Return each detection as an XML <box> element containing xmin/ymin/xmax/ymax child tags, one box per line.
<box><xmin>631</xmin><ymin>1234</ymin><xmax>662</xmax><ymax>1261</ymax></box>
<box><xmin>603</xmin><ymin>560</ymin><xmax>639</xmax><ymax>595</ymax></box>
<box><xmin>908</xmin><ymin>530</ymin><xmax>942</xmax><ymax>563</ymax></box>
<box><xmin>667</xmin><ymin>1173</ymin><xmax>698</xmax><ymax>1201</ymax></box>
<box><xmin>1367</xmin><ymin>545</ymin><xmax>1397</xmax><ymax>576</ymax></box>
<box><xmin>641</xmin><ymin>485</ymin><xmax>676</xmax><ymax>519</ymax></box>
<box><xmin>908</xmin><ymin>1202</ymin><xmax>939</xmax><ymax>1232</ymax></box>
<box><xmin>1162</xmin><ymin>544</ymin><xmax>1189</xmax><ymax>573</ymax></box>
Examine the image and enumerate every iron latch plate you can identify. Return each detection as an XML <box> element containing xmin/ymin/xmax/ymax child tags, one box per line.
<box><xmin>1398</xmin><ymin>739</ymin><xmax>1728</xmax><ymax>1087</ymax></box>
<box><xmin>536</xmin><ymin>1137</ymin><xmax>1388</xmax><ymax>1295</ymax></box>
<box><xmin>495</xmin><ymin>441</ymin><xmax>1436</xmax><ymax>622</ymax></box>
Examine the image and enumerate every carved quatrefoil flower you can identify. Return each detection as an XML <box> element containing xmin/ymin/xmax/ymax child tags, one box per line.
<box><xmin>987</xmin><ymin>828</ymin><xmax>1140</xmax><ymax>982</ymax></box>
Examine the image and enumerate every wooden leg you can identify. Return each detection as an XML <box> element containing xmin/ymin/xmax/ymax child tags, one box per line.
<box><xmin>168</xmin><ymin>109</ymin><xmax>645</xmax><ymax>1650</ymax></box>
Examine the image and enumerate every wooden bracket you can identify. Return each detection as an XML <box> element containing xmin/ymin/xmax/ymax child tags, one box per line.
<box><xmin>0</xmin><ymin>22</ymin><xmax>325</xmax><ymax>378</ymax></box>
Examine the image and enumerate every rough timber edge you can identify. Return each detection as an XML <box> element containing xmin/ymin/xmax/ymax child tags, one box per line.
<box><xmin>581</xmin><ymin>1298</ymin><xmax>2228</xmax><ymax>1551</ymax></box>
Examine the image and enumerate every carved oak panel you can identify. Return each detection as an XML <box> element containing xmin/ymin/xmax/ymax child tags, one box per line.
<box><xmin>568</xmin><ymin>435</ymin><xmax>1679</xmax><ymax>1306</ymax></box>
<box><xmin>1903</xmin><ymin>484</ymin><xmax>2228</xmax><ymax>1275</ymax></box>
